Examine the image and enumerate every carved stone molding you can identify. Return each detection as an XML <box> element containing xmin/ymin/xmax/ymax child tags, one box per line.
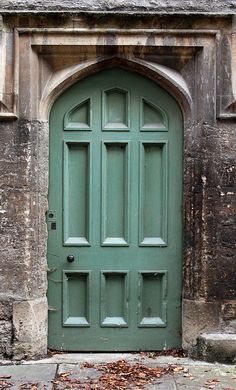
<box><xmin>0</xmin><ymin>22</ymin><xmax>18</xmax><ymax>119</ymax></box>
<box><xmin>0</xmin><ymin>23</ymin><xmax>235</xmax><ymax>121</ymax></box>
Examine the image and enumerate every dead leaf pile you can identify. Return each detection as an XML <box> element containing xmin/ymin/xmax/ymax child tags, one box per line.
<box><xmin>139</xmin><ymin>348</ymin><xmax>184</xmax><ymax>359</ymax></box>
<box><xmin>95</xmin><ymin>360</ymin><xmax>173</xmax><ymax>389</ymax></box>
<box><xmin>53</xmin><ymin>359</ymin><xmax>173</xmax><ymax>389</ymax></box>
<box><xmin>0</xmin><ymin>380</ymin><xmax>12</xmax><ymax>390</ymax></box>
<box><xmin>0</xmin><ymin>375</ymin><xmax>11</xmax><ymax>389</ymax></box>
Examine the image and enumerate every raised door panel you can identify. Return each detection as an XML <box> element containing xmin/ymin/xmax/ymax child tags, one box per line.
<box><xmin>139</xmin><ymin>142</ymin><xmax>168</xmax><ymax>246</ymax></box>
<box><xmin>64</xmin><ymin>99</ymin><xmax>91</xmax><ymax>130</ymax></box>
<box><xmin>63</xmin><ymin>271</ymin><xmax>91</xmax><ymax>327</ymax></box>
<box><xmin>102</xmin><ymin>88</ymin><xmax>130</xmax><ymax>130</ymax></box>
<box><xmin>100</xmin><ymin>271</ymin><xmax>129</xmax><ymax>327</ymax></box>
<box><xmin>101</xmin><ymin>142</ymin><xmax>130</xmax><ymax>246</ymax></box>
<box><xmin>63</xmin><ymin>142</ymin><xmax>91</xmax><ymax>246</ymax></box>
<box><xmin>138</xmin><ymin>271</ymin><xmax>167</xmax><ymax>327</ymax></box>
<box><xmin>140</xmin><ymin>98</ymin><xmax>167</xmax><ymax>131</ymax></box>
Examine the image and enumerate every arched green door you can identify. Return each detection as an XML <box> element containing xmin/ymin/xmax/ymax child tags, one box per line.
<box><xmin>48</xmin><ymin>68</ymin><xmax>183</xmax><ymax>351</ymax></box>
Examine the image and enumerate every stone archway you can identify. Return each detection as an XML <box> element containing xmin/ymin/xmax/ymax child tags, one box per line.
<box><xmin>9</xmin><ymin>24</ymin><xmax>229</xmax><ymax>359</ymax></box>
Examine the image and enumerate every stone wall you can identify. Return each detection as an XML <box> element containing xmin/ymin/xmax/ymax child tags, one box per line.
<box><xmin>0</xmin><ymin>119</ymin><xmax>48</xmax><ymax>358</ymax></box>
<box><xmin>0</xmin><ymin>0</ymin><xmax>235</xmax><ymax>14</ymax></box>
<box><xmin>0</xmin><ymin>3</ymin><xmax>235</xmax><ymax>360</ymax></box>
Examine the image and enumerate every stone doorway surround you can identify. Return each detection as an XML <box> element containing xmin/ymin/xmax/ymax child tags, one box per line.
<box><xmin>0</xmin><ymin>13</ymin><xmax>235</xmax><ymax>359</ymax></box>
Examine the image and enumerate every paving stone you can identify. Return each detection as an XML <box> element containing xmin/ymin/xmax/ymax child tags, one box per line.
<box><xmin>31</xmin><ymin>352</ymin><xmax>136</xmax><ymax>365</ymax></box>
<box><xmin>58</xmin><ymin>363</ymin><xmax>101</xmax><ymax>379</ymax></box>
<box><xmin>173</xmin><ymin>364</ymin><xmax>236</xmax><ymax>389</ymax></box>
<box><xmin>0</xmin><ymin>363</ymin><xmax>57</xmax><ymax>389</ymax></box>
<box><xmin>145</xmin><ymin>375</ymin><xmax>177</xmax><ymax>389</ymax></box>
<box><xmin>55</xmin><ymin>363</ymin><xmax>101</xmax><ymax>389</ymax></box>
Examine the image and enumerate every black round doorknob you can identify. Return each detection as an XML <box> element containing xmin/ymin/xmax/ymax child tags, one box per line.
<box><xmin>67</xmin><ymin>255</ymin><xmax>75</xmax><ymax>263</ymax></box>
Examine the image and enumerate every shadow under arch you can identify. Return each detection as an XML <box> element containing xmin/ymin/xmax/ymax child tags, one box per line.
<box><xmin>40</xmin><ymin>56</ymin><xmax>192</xmax><ymax>122</ymax></box>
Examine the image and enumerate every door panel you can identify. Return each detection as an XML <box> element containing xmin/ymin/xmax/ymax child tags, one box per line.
<box><xmin>63</xmin><ymin>271</ymin><xmax>91</xmax><ymax>327</ymax></box>
<box><xmin>138</xmin><ymin>271</ymin><xmax>167</xmax><ymax>327</ymax></box>
<box><xmin>101</xmin><ymin>271</ymin><xmax>129</xmax><ymax>327</ymax></box>
<box><xmin>139</xmin><ymin>141</ymin><xmax>167</xmax><ymax>246</ymax></box>
<box><xmin>102</xmin><ymin>142</ymin><xmax>130</xmax><ymax>245</ymax></box>
<box><xmin>48</xmin><ymin>68</ymin><xmax>183</xmax><ymax>351</ymax></box>
<box><xmin>64</xmin><ymin>141</ymin><xmax>91</xmax><ymax>246</ymax></box>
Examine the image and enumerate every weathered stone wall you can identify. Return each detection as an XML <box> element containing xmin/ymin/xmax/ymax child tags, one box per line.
<box><xmin>183</xmin><ymin>119</ymin><xmax>236</xmax><ymax>355</ymax></box>
<box><xmin>0</xmin><ymin>119</ymin><xmax>48</xmax><ymax>358</ymax></box>
<box><xmin>0</xmin><ymin>2</ymin><xmax>235</xmax><ymax>360</ymax></box>
<box><xmin>0</xmin><ymin>0</ymin><xmax>235</xmax><ymax>14</ymax></box>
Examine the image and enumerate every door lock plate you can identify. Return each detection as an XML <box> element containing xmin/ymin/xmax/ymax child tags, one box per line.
<box><xmin>47</xmin><ymin>210</ymin><xmax>57</xmax><ymax>222</ymax></box>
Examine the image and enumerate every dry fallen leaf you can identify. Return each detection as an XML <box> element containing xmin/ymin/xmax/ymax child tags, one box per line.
<box><xmin>205</xmin><ymin>378</ymin><xmax>220</xmax><ymax>385</ymax></box>
<box><xmin>138</xmin><ymin>372</ymin><xmax>146</xmax><ymax>378</ymax></box>
<box><xmin>173</xmin><ymin>366</ymin><xmax>184</xmax><ymax>372</ymax></box>
<box><xmin>60</xmin><ymin>372</ymin><xmax>71</xmax><ymax>378</ymax></box>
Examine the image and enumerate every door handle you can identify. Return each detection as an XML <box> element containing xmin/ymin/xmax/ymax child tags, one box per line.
<box><xmin>67</xmin><ymin>255</ymin><xmax>75</xmax><ymax>263</ymax></box>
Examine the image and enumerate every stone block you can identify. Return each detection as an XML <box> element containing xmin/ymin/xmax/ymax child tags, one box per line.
<box><xmin>221</xmin><ymin>302</ymin><xmax>236</xmax><ymax>320</ymax></box>
<box><xmin>0</xmin><ymin>302</ymin><xmax>12</xmax><ymax>320</ymax></box>
<box><xmin>196</xmin><ymin>333</ymin><xmax>236</xmax><ymax>363</ymax></box>
<box><xmin>0</xmin><ymin>320</ymin><xmax>12</xmax><ymax>357</ymax></box>
<box><xmin>13</xmin><ymin>297</ymin><xmax>48</xmax><ymax>360</ymax></box>
<box><xmin>182</xmin><ymin>300</ymin><xmax>221</xmax><ymax>352</ymax></box>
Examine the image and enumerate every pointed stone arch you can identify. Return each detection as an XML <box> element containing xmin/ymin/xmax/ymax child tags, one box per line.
<box><xmin>40</xmin><ymin>57</ymin><xmax>192</xmax><ymax>122</ymax></box>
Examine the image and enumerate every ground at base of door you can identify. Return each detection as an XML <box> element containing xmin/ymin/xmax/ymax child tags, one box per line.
<box><xmin>0</xmin><ymin>353</ymin><xmax>235</xmax><ymax>389</ymax></box>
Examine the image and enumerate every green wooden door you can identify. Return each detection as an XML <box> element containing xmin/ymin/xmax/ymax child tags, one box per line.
<box><xmin>48</xmin><ymin>68</ymin><xmax>183</xmax><ymax>351</ymax></box>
